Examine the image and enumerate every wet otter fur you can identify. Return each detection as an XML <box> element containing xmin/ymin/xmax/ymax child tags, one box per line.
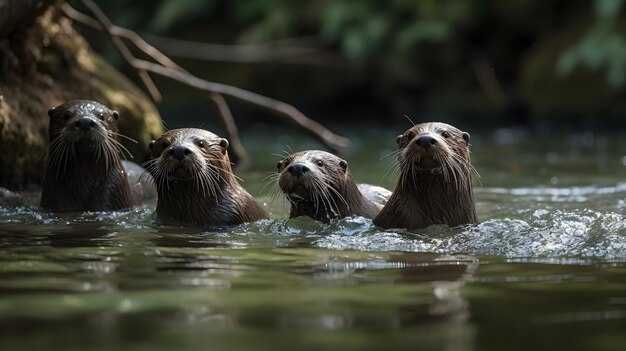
<box><xmin>145</xmin><ymin>128</ymin><xmax>268</xmax><ymax>227</ymax></box>
<box><xmin>374</xmin><ymin>122</ymin><xmax>478</xmax><ymax>230</ymax></box>
<box><xmin>275</xmin><ymin>150</ymin><xmax>386</xmax><ymax>222</ymax></box>
<box><xmin>40</xmin><ymin>100</ymin><xmax>138</xmax><ymax>212</ymax></box>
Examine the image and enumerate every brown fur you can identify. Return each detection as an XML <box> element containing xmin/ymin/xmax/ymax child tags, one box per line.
<box><xmin>40</xmin><ymin>100</ymin><xmax>135</xmax><ymax>211</ymax></box>
<box><xmin>146</xmin><ymin>128</ymin><xmax>268</xmax><ymax>227</ymax></box>
<box><xmin>374</xmin><ymin>122</ymin><xmax>478</xmax><ymax>230</ymax></box>
<box><xmin>276</xmin><ymin>150</ymin><xmax>381</xmax><ymax>222</ymax></box>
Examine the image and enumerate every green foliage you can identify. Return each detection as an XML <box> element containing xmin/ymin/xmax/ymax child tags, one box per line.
<box><xmin>148</xmin><ymin>0</ymin><xmax>216</xmax><ymax>33</ymax></box>
<box><xmin>558</xmin><ymin>0</ymin><xmax>626</xmax><ymax>87</ymax></box>
<box><xmin>91</xmin><ymin>0</ymin><xmax>626</xmax><ymax>91</ymax></box>
<box><xmin>92</xmin><ymin>0</ymin><xmax>216</xmax><ymax>32</ymax></box>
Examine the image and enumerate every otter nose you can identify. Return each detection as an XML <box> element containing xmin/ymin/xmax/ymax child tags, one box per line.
<box><xmin>169</xmin><ymin>145</ymin><xmax>191</xmax><ymax>160</ymax></box>
<box><xmin>75</xmin><ymin>117</ymin><xmax>96</xmax><ymax>131</ymax></box>
<box><xmin>415</xmin><ymin>135</ymin><xmax>438</xmax><ymax>149</ymax></box>
<box><xmin>287</xmin><ymin>163</ymin><xmax>310</xmax><ymax>177</ymax></box>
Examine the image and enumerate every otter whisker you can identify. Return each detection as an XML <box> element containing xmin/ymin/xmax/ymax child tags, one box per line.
<box><xmin>310</xmin><ymin>181</ymin><xmax>330</xmax><ymax>219</ymax></box>
<box><xmin>449</xmin><ymin>151</ymin><xmax>481</xmax><ymax>185</ymax></box>
<box><xmin>194</xmin><ymin>169</ymin><xmax>210</xmax><ymax>200</ymax></box>
<box><xmin>109</xmin><ymin>132</ymin><xmax>138</xmax><ymax>144</ymax></box>
<box><xmin>204</xmin><ymin>162</ymin><xmax>226</xmax><ymax>192</ymax></box>
<box><xmin>162</xmin><ymin>120</ymin><xmax>171</xmax><ymax>132</ymax></box>
<box><xmin>379</xmin><ymin>149</ymin><xmax>404</xmax><ymax>184</ymax></box>
<box><xmin>326</xmin><ymin>185</ymin><xmax>349</xmax><ymax>213</ymax></box>
<box><xmin>204</xmin><ymin>157</ymin><xmax>243</xmax><ymax>183</ymax></box>
<box><xmin>445</xmin><ymin>152</ymin><xmax>473</xmax><ymax>189</ymax></box>
<box><xmin>260</xmin><ymin>172</ymin><xmax>280</xmax><ymax>194</ymax></box>
<box><xmin>380</xmin><ymin>148</ymin><xmax>403</xmax><ymax>161</ymax></box>
<box><xmin>202</xmin><ymin>161</ymin><xmax>222</xmax><ymax>200</ymax></box>
<box><xmin>108</xmin><ymin>138</ymin><xmax>133</xmax><ymax>160</ymax></box>
<box><xmin>404</xmin><ymin>114</ymin><xmax>416</xmax><ymax>126</ymax></box>
<box><xmin>266</xmin><ymin>180</ymin><xmax>286</xmax><ymax>212</ymax></box>
<box><xmin>313</xmin><ymin>177</ymin><xmax>340</xmax><ymax>219</ymax></box>
<box><xmin>271</xmin><ymin>153</ymin><xmax>287</xmax><ymax>159</ymax></box>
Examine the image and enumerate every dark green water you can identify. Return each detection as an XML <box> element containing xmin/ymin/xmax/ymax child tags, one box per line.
<box><xmin>1</xmin><ymin>127</ymin><xmax>626</xmax><ymax>350</ymax></box>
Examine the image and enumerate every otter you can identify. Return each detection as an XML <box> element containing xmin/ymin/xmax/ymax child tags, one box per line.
<box><xmin>146</xmin><ymin>128</ymin><xmax>268</xmax><ymax>227</ymax></box>
<box><xmin>40</xmin><ymin>100</ymin><xmax>147</xmax><ymax>212</ymax></box>
<box><xmin>374</xmin><ymin>122</ymin><xmax>478</xmax><ymax>230</ymax></box>
<box><xmin>276</xmin><ymin>150</ymin><xmax>389</xmax><ymax>222</ymax></box>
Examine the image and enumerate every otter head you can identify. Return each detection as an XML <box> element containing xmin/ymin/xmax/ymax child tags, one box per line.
<box><xmin>277</xmin><ymin>150</ymin><xmax>354</xmax><ymax>218</ymax></box>
<box><xmin>146</xmin><ymin>128</ymin><xmax>232</xmax><ymax>197</ymax></box>
<box><xmin>48</xmin><ymin>100</ymin><xmax>120</xmax><ymax>151</ymax></box>
<box><xmin>46</xmin><ymin>100</ymin><xmax>124</xmax><ymax>174</ymax></box>
<box><xmin>396</xmin><ymin>122</ymin><xmax>472</xmax><ymax>187</ymax></box>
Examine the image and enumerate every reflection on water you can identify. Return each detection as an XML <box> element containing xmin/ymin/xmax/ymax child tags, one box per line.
<box><xmin>1</xmin><ymin>129</ymin><xmax>626</xmax><ymax>350</ymax></box>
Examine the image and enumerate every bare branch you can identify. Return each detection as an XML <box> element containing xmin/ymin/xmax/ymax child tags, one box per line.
<box><xmin>132</xmin><ymin>59</ymin><xmax>351</xmax><ymax>151</ymax></box>
<box><xmin>78</xmin><ymin>0</ymin><xmax>162</xmax><ymax>102</ymax></box>
<box><xmin>62</xmin><ymin>4</ymin><xmax>180</xmax><ymax>70</ymax></box>
<box><xmin>70</xmin><ymin>0</ymin><xmax>351</xmax><ymax>154</ymax></box>
<box><xmin>142</xmin><ymin>34</ymin><xmax>345</xmax><ymax>67</ymax></box>
<box><xmin>207</xmin><ymin>92</ymin><xmax>250</xmax><ymax>166</ymax></box>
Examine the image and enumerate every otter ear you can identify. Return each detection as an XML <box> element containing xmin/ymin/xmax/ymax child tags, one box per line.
<box><xmin>112</xmin><ymin>110</ymin><xmax>119</xmax><ymax>120</ymax></box>
<box><xmin>219</xmin><ymin>138</ymin><xmax>229</xmax><ymax>150</ymax></box>
<box><xmin>149</xmin><ymin>140</ymin><xmax>155</xmax><ymax>151</ymax></box>
<box><xmin>339</xmin><ymin>159</ymin><xmax>348</xmax><ymax>171</ymax></box>
<box><xmin>48</xmin><ymin>107</ymin><xmax>55</xmax><ymax>118</ymax></box>
<box><xmin>462</xmin><ymin>132</ymin><xmax>470</xmax><ymax>144</ymax></box>
<box><xmin>396</xmin><ymin>134</ymin><xmax>403</xmax><ymax>144</ymax></box>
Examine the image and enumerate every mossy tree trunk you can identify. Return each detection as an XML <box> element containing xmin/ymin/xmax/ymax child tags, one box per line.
<box><xmin>0</xmin><ymin>0</ymin><xmax>163</xmax><ymax>189</ymax></box>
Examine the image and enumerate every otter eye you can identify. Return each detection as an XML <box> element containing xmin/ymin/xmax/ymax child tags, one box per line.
<box><xmin>48</xmin><ymin>107</ymin><xmax>55</xmax><ymax>118</ymax></box>
<box><xmin>316</xmin><ymin>160</ymin><xmax>324</xmax><ymax>167</ymax></box>
<box><xmin>278</xmin><ymin>160</ymin><xmax>290</xmax><ymax>170</ymax></box>
<box><xmin>112</xmin><ymin>111</ymin><xmax>119</xmax><ymax>120</ymax></box>
<box><xmin>462</xmin><ymin>132</ymin><xmax>470</xmax><ymax>143</ymax></box>
<box><xmin>149</xmin><ymin>140</ymin><xmax>155</xmax><ymax>151</ymax></box>
<box><xmin>219</xmin><ymin>138</ymin><xmax>229</xmax><ymax>150</ymax></box>
<box><xmin>63</xmin><ymin>111</ymin><xmax>73</xmax><ymax>121</ymax></box>
<box><xmin>197</xmin><ymin>140</ymin><xmax>205</xmax><ymax>148</ymax></box>
<box><xmin>440</xmin><ymin>130</ymin><xmax>450</xmax><ymax>138</ymax></box>
<box><xmin>397</xmin><ymin>131</ymin><xmax>415</xmax><ymax>145</ymax></box>
<box><xmin>339</xmin><ymin>160</ymin><xmax>348</xmax><ymax>171</ymax></box>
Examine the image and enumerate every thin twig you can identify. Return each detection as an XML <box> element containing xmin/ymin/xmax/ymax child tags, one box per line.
<box><xmin>142</xmin><ymin>34</ymin><xmax>345</xmax><ymax>67</ymax></box>
<box><xmin>207</xmin><ymin>92</ymin><xmax>250</xmax><ymax>165</ymax></box>
<box><xmin>62</xmin><ymin>4</ymin><xmax>179</xmax><ymax>69</ymax></box>
<box><xmin>132</xmin><ymin>59</ymin><xmax>350</xmax><ymax>151</ymax></box>
<box><xmin>70</xmin><ymin>0</ymin><xmax>350</xmax><ymax>153</ymax></box>
<box><xmin>63</xmin><ymin>3</ymin><xmax>253</xmax><ymax>163</ymax></box>
<box><xmin>78</xmin><ymin>0</ymin><xmax>162</xmax><ymax>102</ymax></box>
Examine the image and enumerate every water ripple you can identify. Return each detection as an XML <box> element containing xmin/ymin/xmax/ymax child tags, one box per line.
<box><xmin>1</xmin><ymin>206</ymin><xmax>625</xmax><ymax>258</ymax></box>
<box><xmin>315</xmin><ymin>210</ymin><xmax>626</xmax><ymax>258</ymax></box>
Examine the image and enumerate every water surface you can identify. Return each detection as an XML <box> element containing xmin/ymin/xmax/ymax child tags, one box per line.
<box><xmin>1</xmin><ymin>127</ymin><xmax>625</xmax><ymax>350</ymax></box>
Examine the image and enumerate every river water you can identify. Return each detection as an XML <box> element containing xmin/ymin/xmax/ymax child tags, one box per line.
<box><xmin>1</xmin><ymin>127</ymin><xmax>625</xmax><ymax>350</ymax></box>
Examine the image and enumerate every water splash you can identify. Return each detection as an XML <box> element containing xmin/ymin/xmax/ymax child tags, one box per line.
<box><xmin>1</xmin><ymin>203</ymin><xmax>625</xmax><ymax>258</ymax></box>
<box><xmin>315</xmin><ymin>209</ymin><xmax>626</xmax><ymax>258</ymax></box>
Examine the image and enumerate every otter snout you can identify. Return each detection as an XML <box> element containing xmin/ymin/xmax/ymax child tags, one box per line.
<box><xmin>415</xmin><ymin>135</ymin><xmax>437</xmax><ymax>150</ymax></box>
<box><xmin>169</xmin><ymin>145</ymin><xmax>192</xmax><ymax>160</ymax></box>
<box><xmin>288</xmin><ymin>163</ymin><xmax>310</xmax><ymax>177</ymax></box>
<box><xmin>75</xmin><ymin>117</ymin><xmax>97</xmax><ymax>131</ymax></box>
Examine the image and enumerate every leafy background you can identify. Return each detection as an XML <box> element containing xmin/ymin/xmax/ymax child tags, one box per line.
<box><xmin>81</xmin><ymin>0</ymin><xmax>626</xmax><ymax>126</ymax></box>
